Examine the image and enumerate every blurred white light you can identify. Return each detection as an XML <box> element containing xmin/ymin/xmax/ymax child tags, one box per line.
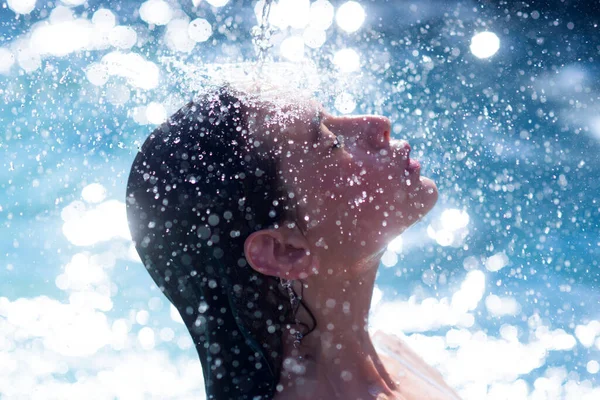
<box><xmin>82</xmin><ymin>183</ymin><xmax>107</xmax><ymax>204</ymax></box>
<box><xmin>470</xmin><ymin>31</ymin><xmax>500</xmax><ymax>59</ymax></box>
<box><xmin>62</xmin><ymin>199</ymin><xmax>130</xmax><ymax>246</ymax></box>
<box><xmin>451</xmin><ymin>270</ymin><xmax>485</xmax><ymax>313</ymax></box>
<box><xmin>463</xmin><ymin>256</ymin><xmax>479</xmax><ymax>271</ymax></box>
<box><xmin>440</xmin><ymin>208</ymin><xmax>470</xmax><ymax>231</ymax></box>
<box><xmin>132</xmin><ymin>106</ymin><xmax>149</xmax><ymax>125</ymax></box>
<box><xmin>57</xmin><ymin>252</ymin><xmax>107</xmax><ymax>293</ymax></box>
<box><xmin>146</xmin><ymin>102</ymin><xmax>167</xmax><ymax>125</ymax></box>
<box><xmin>485</xmin><ymin>252</ymin><xmax>509</xmax><ymax>272</ymax></box>
<box><xmin>485</xmin><ymin>294</ymin><xmax>520</xmax><ymax>316</ymax></box>
<box><xmin>254</xmin><ymin>0</ymin><xmax>309</xmax><ymax>30</ymax></box>
<box><xmin>92</xmin><ymin>8</ymin><xmax>116</xmax><ymax>29</ymax></box>
<box><xmin>588</xmin><ymin>116</ymin><xmax>600</xmax><ymax>141</ymax></box>
<box><xmin>110</xmin><ymin>319</ymin><xmax>128</xmax><ymax>350</ymax></box>
<box><xmin>148</xmin><ymin>297</ymin><xmax>163</xmax><ymax>311</ymax></box>
<box><xmin>333</xmin><ymin>48</ymin><xmax>360</xmax><ymax>73</ymax></box>
<box><xmin>136</xmin><ymin>310</ymin><xmax>150</xmax><ymax>325</ymax></box>
<box><xmin>0</xmin><ymin>48</ymin><xmax>15</xmax><ymax>74</ymax></box>
<box><xmin>109</xmin><ymin>26</ymin><xmax>137</xmax><ymax>49</ymax></box>
<box><xmin>334</xmin><ymin>92</ymin><xmax>356</xmax><ymax>114</ymax></box>
<box><xmin>86</xmin><ymin>63</ymin><xmax>109</xmax><ymax>86</ymax></box>
<box><xmin>428</xmin><ymin>208</ymin><xmax>470</xmax><ymax>247</ymax></box>
<box><xmin>139</xmin><ymin>0</ymin><xmax>173</xmax><ymax>26</ymax></box>
<box><xmin>7</xmin><ymin>0</ymin><xmax>36</xmax><ymax>15</ymax></box>
<box><xmin>433</xmin><ymin>230</ymin><xmax>454</xmax><ymax>247</ymax></box>
<box><xmin>49</xmin><ymin>5</ymin><xmax>74</xmax><ymax>23</ymax></box>
<box><xmin>170</xmin><ymin>304</ymin><xmax>184</xmax><ymax>324</ymax></box>
<box><xmin>387</xmin><ymin>235</ymin><xmax>403</xmax><ymax>253</ymax></box>
<box><xmin>138</xmin><ymin>327</ymin><xmax>155</xmax><ymax>350</ymax></box>
<box><xmin>556</xmin><ymin>65</ymin><xmax>586</xmax><ymax>90</ymax></box>
<box><xmin>254</xmin><ymin>0</ymin><xmax>281</xmax><ymax>28</ymax></box>
<box><xmin>422</xmin><ymin>270</ymin><xmax>437</xmax><ymax>286</ymax></box>
<box><xmin>112</xmin><ymin>319</ymin><xmax>130</xmax><ymax>334</ymax></box>
<box><xmin>206</xmin><ymin>0</ymin><xmax>230</xmax><ymax>6</ymax></box>
<box><xmin>588</xmin><ymin>360</ymin><xmax>600</xmax><ymax>374</ymax></box>
<box><xmin>499</xmin><ymin>324</ymin><xmax>519</xmax><ymax>342</ymax></box>
<box><xmin>280</xmin><ymin>36</ymin><xmax>305</xmax><ymax>62</ymax></box>
<box><xmin>575</xmin><ymin>321</ymin><xmax>600</xmax><ymax>348</ymax></box>
<box><xmin>309</xmin><ymin>0</ymin><xmax>334</xmax><ymax>30</ymax></box>
<box><xmin>303</xmin><ymin>28</ymin><xmax>326</xmax><ymax>49</ymax></box>
<box><xmin>538</xmin><ymin>329</ymin><xmax>576</xmax><ymax>351</ymax></box>
<box><xmin>166</xmin><ymin>19</ymin><xmax>196</xmax><ymax>53</ymax></box>
<box><xmin>17</xmin><ymin>47</ymin><xmax>41</xmax><ymax>73</ymax></box>
<box><xmin>159</xmin><ymin>327</ymin><xmax>175</xmax><ymax>342</ymax></box>
<box><xmin>336</xmin><ymin>1</ymin><xmax>365</xmax><ymax>33</ymax></box>
<box><xmin>30</xmin><ymin>19</ymin><xmax>93</xmax><ymax>57</ymax></box>
<box><xmin>61</xmin><ymin>0</ymin><xmax>86</xmax><ymax>5</ymax></box>
<box><xmin>100</xmin><ymin>51</ymin><xmax>160</xmax><ymax>90</ymax></box>
<box><xmin>178</xmin><ymin>335</ymin><xmax>193</xmax><ymax>350</ymax></box>
<box><xmin>446</xmin><ymin>328</ymin><xmax>472</xmax><ymax>348</ymax></box>
<box><xmin>284</xmin><ymin>0</ymin><xmax>310</xmax><ymax>29</ymax></box>
<box><xmin>188</xmin><ymin>18</ymin><xmax>213</xmax><ymax>42</ymax></box>
<box><xmin>106</xmin><ymin>84</ymin><xmax>131</xmax><ymax>105</ymax></box>
<box><xmin>371</xmin><ymin>285</ymin><xmax>383</xmax><ymax>308</ymax></box>
<box><xmin>381</xmin><ymin>250</ymin><xmax>398</xmax><ymax>268</ymax></box>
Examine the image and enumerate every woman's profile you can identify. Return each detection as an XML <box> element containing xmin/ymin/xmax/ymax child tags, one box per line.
<box><xmin>126</xmin><ymin>85</ymin><xmax>461</xmax><ymax>399</ymax></box>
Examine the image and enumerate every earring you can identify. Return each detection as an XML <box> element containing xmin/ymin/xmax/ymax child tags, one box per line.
<box><xmin>280</xmin><ymin>278</ymin><xmax>304</xmax><ymax>348</ymax></box>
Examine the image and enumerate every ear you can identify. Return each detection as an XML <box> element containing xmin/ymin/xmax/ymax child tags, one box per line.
<box><xmin>244</xmin><ymin>227</ymin><xmax>319</xmax><ymax>280</ymax></box>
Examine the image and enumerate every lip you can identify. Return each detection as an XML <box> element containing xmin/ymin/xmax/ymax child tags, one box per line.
<box><xmin>390</xmin><ymin>138</ymin><xmax>421</xmax><ymax>176</ymax></box>
<box><xmin>407</xmin><ymin>158</ymin><xmax>420</xmax><ymax>173</ymax></box>
<box><xmin>390</xmin><ymin>139</ymin><xmax>411</xmax><ymax>161</ymax></box>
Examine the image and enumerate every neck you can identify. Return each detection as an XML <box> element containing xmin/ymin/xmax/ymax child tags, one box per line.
<box><xmin>276</xmin><ymin>259</ymin><xmax>397</xmax><ymax>399</ymax></box>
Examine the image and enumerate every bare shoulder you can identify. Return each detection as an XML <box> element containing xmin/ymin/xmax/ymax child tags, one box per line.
<box><xmin>372</xmin><ymin>331</ymin><xmax>462</xmax><ymax>400</ymax></box>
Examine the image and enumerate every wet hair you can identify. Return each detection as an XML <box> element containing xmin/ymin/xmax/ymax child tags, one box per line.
<box><xmin>125</xmin><ymin>86</ymin><xmax>306</xmax><ymax>399</ymax></box>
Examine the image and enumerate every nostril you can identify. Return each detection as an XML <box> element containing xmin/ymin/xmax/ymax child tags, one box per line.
<box><xmin>334</xmin><ymin>115</ymin><xmax>391</xmax><ymax>149</ymax></box>
<box><xmin>372</xmin><ymin>116</ymin><xmax>391</xmax><ymax>145</ymax></box>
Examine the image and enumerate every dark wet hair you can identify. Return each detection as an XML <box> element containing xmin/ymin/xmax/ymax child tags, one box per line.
<box><xmin>126</xmin><ymin>86</ymin><xmax>305</xmax><ymax>399</ymax></box>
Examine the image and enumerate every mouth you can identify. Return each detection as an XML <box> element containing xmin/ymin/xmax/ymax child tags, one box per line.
<box><xmin>407</xmin><ymin>158</ymin><xmax>420</xmax><ymax>173</ymax></box>
<box><xmin>390</xmin><ymin>138</ymin><xmax>411</xmax><ymax>162</ymax></box>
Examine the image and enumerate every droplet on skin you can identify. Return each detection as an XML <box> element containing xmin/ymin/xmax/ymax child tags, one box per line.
<box><xmin>340</xmin><ymin>370</ymin><xmax>353</xmax><ymax>381</ymax></box>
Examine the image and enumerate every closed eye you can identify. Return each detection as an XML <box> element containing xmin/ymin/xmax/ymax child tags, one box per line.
<box><xmin>320</xmin><ymin>123</ymin><xmax>344</xmax><ymax>152</ymax></box>
<box><xmin>310</xmin><ymin>110</ymin><xmax>343</xmax><ymax>152</ymax></box>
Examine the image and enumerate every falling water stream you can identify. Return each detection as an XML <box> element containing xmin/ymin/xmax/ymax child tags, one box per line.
<box><xmin>252</xmin><ymin>0</ymin><xmax>277</xmax><ymax>68</ymax></box>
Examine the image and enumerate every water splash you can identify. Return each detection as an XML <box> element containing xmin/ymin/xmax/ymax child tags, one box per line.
<box><xmin>158</xmin><ymin>0</ymin><xmax>323</xmax><ymax>120</ymax></box>
<box><xmin>251</xmin><ymin>0</ymin><xmax>277</xmax><ymax>75</ymax></box>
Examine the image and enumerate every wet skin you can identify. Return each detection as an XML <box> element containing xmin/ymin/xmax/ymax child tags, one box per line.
<box><xmin>244</xmin><ymin>98</ymin><xmax>438</xmax><ymax>279</ymax></box>
<box><xmin>241</xmin><ymin>96</ymin><xmax>450</xmax><ymax>400</ymax></box>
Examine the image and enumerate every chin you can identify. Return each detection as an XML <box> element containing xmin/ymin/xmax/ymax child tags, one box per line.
<box><xmin>416</xmin><ymin>176</ymin><xmax>439</xmax><ymax>215</ymax></box>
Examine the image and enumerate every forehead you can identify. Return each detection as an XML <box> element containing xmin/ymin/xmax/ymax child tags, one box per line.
<box><xmin>247</xmin><ymin>95</ymin><xmax>322</xmax><ymax>131</ymax></box>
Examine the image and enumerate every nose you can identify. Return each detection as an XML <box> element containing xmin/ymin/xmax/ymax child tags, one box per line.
<box><xmin>324</xmin><ymin>115</ymin><xmax>392</xmax><ymax>149</ymax></box>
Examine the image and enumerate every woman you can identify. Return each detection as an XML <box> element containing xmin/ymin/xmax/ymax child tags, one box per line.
<box><xmin>126</xmin><ymin>85</ymin><xmax>460</xmax><ymax>400</ymax></box>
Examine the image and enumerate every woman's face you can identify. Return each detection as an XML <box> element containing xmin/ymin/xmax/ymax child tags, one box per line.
<box><xmin>247</xmin><ymin>97</ymin><xmax>438</xmax><ymax>275</ymax></box>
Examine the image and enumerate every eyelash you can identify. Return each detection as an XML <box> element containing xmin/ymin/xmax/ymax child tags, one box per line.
<box><xmin>331</xmin><ymin>137</ymin><xmax>344</xmax><ymax>150</ymax></box>
<box><xmin>316</xmin><ymin>114</ymin><xmax>343</xmax><ymax>151</ymax></box>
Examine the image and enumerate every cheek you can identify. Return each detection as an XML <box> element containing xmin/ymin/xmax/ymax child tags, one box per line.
<box><xmin>313</xmin><ymin>161</ymin><xmax>379</xmax><ymax>200</ymax></box>
<box><xmin>332</xmin><ymin>164</ymin><xmax>427</xmax><ymax>228</ymax></box>
<box><xmin>297</xmin><ymin>156</ymin><xmax>432</xmax><ymax>228</ymax></box>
